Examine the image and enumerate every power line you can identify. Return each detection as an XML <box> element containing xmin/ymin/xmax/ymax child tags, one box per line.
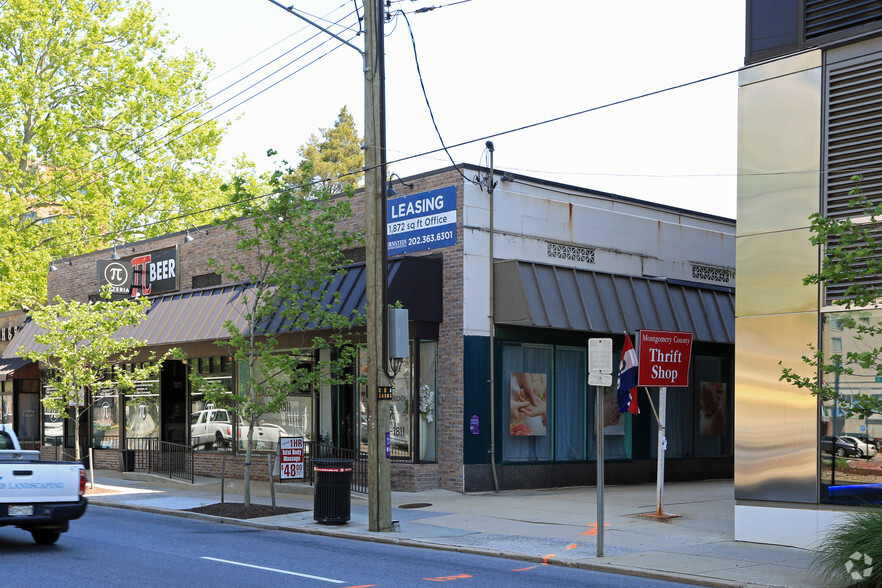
<box><xmin>397</xmin><ymin>9</ymin><xmax>477</xmax><ymax>185</ymax></box>
<box><xmin>20</xmin><ymin>5</ymin><xmax>360</xmax><ymax>208</ymax></box>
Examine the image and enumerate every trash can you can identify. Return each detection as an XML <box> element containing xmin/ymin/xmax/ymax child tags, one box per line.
<box><xmin>120</xmin><ymin>449</ymin><xmax>135</xmax><ymax>472</ymax></box>
<box><xmin>312</xmin><ymin>457</ymin><xmax>353</xmax><ymax>524</ymax></box>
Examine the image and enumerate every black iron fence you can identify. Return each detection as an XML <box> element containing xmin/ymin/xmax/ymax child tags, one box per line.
<box><xmin>156</xmin><ymin>441</ymin><xmax>194</xmax><ymax>483</ymax></box>
<box><xmin>307</xmin><ymin>442</ymin><xmax>367</xmax><ymax>494</ymax></box>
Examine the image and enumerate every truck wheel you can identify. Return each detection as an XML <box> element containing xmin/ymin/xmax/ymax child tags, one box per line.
<box><xmin>31</xmin><ymin>530</ymin><xmax>60</xmax><ymax>545</ymax></box>
<box><xmin>215</xmin><ymin>432</ymin><xmax>228</xmax><ymax>449</ymax></box>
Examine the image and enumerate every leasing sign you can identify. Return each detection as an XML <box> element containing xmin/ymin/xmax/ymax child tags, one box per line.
<box><xmin>386</xmin><ymin>186</ymin><xmax>456</xmax><ymax>255</ymax></box>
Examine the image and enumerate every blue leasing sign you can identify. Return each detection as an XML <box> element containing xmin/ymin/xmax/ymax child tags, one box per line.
<box><xmin>386</xmin><ymin>186</ymin><xmax>456</xmax><ymax>255</ymax></box>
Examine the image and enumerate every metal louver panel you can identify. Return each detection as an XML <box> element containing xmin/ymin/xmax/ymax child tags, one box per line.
<box><xmin>826</xmin><ymin>58</ymin><xmax>882</xmax><ymax>219</ymax></box>
<box><xmin>805</xmin><ymin>0</ymin><xmax>882</xmax><ymax>40</ymax></box>
<box><xmin>824</xmin><ymin>56</ymin><xmax>882</xmax><ymax>304</ymax></box>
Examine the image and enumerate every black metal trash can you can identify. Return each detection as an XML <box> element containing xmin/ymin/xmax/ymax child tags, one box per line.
<box><xmin>120</xmin><ymin>449</ymin><xmax>135</xmax><ymax>472</ymax></box>
<box><xmin>312</xmin><ymin>457</ymin><xmax>353</xmax><ymax>524</ymax></box>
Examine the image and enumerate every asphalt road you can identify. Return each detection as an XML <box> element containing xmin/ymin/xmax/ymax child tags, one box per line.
<box><xmin>0</xmin><ymin>505</ymin><xmax>690</xmax><ymax>587</ymax></box>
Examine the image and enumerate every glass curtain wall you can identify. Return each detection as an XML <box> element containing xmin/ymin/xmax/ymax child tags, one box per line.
<box><xmin>820</xmin><ymin>310</ymin><xmax>882</xmax><ymax>503</ymax></box>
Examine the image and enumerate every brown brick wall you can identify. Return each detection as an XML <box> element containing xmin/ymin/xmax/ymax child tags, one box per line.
<box><xmin>42</xmin><ymin>169</ymin><xmax>467</xmax><ymax>493</ymax></box>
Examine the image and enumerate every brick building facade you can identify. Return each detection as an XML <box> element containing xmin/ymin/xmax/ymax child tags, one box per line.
<box><xmin>5</xmin><ymin>165</ymin><xmax>736</xmax><ymax>493</ymax></box>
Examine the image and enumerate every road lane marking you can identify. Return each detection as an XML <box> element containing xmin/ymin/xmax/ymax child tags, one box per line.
<box><xmin>201</xmin><ymin>556</ymin><xmax>345</xmax><ymax>583</ymax></box>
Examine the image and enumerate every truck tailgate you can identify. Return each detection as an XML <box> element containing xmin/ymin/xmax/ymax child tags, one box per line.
<box><xmin>0</xmin><ymin>461</ymin><xmax>83</xmax><ymax>504</ymax></box>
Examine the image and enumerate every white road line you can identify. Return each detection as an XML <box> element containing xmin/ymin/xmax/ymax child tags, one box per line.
<box><xmin>201</xmin><ymin>556</ymin><xmax>346</xmax><ymax>583</ymax></box>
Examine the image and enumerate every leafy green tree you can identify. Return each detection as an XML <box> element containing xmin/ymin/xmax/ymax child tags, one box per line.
<box><xmin>196</xmin><ymin>165</ymin><xmax>362</xmax><ymax>506</ymax></box>
<box><xmin>0</xmin><ymin>0</ymin><xmax>228</xmax><ymax>308</ymax></box>
<box><xmin>18</xmin><ymin>286</ymin><xmax>176</xmax><ymax>462</ymax></box>
<box><xmin>781</xmin><ymin>176</ymin><xmax>882</xmax><ymax>417</ymax></box>
<box><xmin>297</xmin><ymin>106</ymin><xmax>364</xmax><ymax>194</ymax></box>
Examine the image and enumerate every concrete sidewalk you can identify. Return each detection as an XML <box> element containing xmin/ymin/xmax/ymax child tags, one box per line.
<box><xmin>84</xmin><ymin>470</ymin><xmax>825</xmax><ymax>588</ymax></box>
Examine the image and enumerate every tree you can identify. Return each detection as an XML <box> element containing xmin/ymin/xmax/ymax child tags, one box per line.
<box><xmin>18</xmin><ymin>285</ymin><xmax>176</xmax><ymax>462</ymax></box>
<box><xmin>297</xmin><ymin>106</ymin><xmax>364</xmax><ymax>194</ymax></box>
<box><xmin>0</xmin><ymin>0</ymin><xmax>228</xmax><ymax>308</ymax></box>
<box><xmin>780</xmin><ymin>176</ymin><xmax>882</xmax><ymax>417</ymax></box>
<box><xmin>196</xmin><ymin>165</ymin><xmax>362</xmax><ymax>506</ymax></box>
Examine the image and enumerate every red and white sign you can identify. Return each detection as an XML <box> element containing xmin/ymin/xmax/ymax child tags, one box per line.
<box><xmin>279</xmin><ymin>437</ymin><xmax>304</xmax><ymax>480</ymax></box>
<box><xmin>637</xmin><ymin>330</ymin><xmax>694</xmax><ymax>388</ymax></box>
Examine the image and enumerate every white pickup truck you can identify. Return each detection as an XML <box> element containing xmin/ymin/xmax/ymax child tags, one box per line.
<box><xmin>0</xmin><ymin>425</ymin><xmax>87</xmax><ymax>544</ymax></box>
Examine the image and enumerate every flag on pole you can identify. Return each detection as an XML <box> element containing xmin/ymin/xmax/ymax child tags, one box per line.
<box><xmin>616</xmin><ymin>335</ymin><xmax>639</xmax><ymax>414</ymax></box>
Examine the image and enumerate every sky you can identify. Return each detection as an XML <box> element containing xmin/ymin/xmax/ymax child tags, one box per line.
<box><xmin>148</xmin><ymin>0</ymin><xmax>746</xmax><ymax>218</ymax></box>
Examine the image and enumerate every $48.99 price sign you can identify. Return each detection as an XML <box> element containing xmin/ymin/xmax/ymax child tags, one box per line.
<box><xmin>279</xmin><ymin>437</ymin><xmax>304</xmax><ymax>480</ymax></box>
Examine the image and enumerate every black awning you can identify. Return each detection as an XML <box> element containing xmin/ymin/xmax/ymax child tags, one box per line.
<box><xmin>0</xmin><ymin>357</ymin><xmax>31</xmax><ymax>380</ymax></box>
<box><xmin>493</xmin><ymin>260</ymin><xmax>734</xmax><ymax>344</ymax></box>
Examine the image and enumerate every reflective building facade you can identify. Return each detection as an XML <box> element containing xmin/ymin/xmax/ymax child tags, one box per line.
<box><xmin>736</xmin><ymin>1</ymin><xmax>882</xmax><ymax>547</ymax></box>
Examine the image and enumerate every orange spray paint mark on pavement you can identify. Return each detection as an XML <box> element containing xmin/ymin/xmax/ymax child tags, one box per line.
<box><xmin>580</xmin><ymin>523</ymin><xmax>610</xmax><ymax>536</ymax></box>
<box><xmin>424</xmin><ymin>574</ymin><xmax>472</xmax><ymax>582</ymax></box>
<box><xmin>541</xmin><ymin>554</ymin><xmax>557</xmax><ymax>565</ymax></box>
<box><xmin>512</xmin><ymin>566</ymin><xmax>538</xmax><ymax>572</ymax></box>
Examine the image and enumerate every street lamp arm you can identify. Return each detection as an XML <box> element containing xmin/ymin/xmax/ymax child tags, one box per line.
<box><xmin>265</xmin><ymin>0</ymin><xmax>366</xmax><ymax>58</ymax></box>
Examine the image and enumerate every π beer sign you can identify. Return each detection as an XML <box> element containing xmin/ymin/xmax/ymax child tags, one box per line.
<box><xmin>279</xmin><ymin>437</ymin><xmax>304</xmax><ymax>480</ymax></box>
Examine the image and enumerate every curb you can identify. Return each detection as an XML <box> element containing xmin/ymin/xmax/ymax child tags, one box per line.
<box><xmin>89</xmin><ymin>498</ymin><xmax>772</xmax><ymax>588</ymax></box>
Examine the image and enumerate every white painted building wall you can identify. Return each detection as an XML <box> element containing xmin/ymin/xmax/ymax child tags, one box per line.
<box><xmin>460</xmin><ymin>177</ymin><xmax>735</xmax><ymax>336</ymax></box>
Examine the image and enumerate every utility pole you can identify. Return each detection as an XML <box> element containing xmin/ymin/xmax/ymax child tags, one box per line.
<box><xmin>364</xmin><ymin>0</ymin><xmax>392</xmax><ymax>532</ymax></box>
<box><xmin>266</xmin><ymin>0</ymin><xmax>391</xmax><ymax>532</ymax></box>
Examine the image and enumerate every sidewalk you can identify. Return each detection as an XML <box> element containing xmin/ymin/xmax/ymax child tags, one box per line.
<box><xmin>85</xmin><ymin>470</ymin><xmax>824</xmax><ymax>588</ymax></box>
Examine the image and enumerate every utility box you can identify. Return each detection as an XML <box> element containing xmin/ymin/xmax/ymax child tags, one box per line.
<box><xmin>388</xmin><ymin>308</ymin><xmax>409</xmax><ymax>359</ymax></box>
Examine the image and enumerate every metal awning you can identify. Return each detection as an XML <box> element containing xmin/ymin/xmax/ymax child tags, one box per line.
<box><xmin>493</xmin><ymin>260</ymin><xmax>734</xmax><ymax>344</ymax></box>
<box><xmin>4</xmin><ymin>256</ymin><xmax>443</xmax><ymax>358</ymax></box>
<box><xmin>0</xmin><ymin>357</ymin><xmax>31</xmax><ymax>380</ymax></box>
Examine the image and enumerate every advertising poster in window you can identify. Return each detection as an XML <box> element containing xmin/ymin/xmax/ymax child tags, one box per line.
<box><xmin>598</xmin><ymin>386</ymin><xmax>626</xmax><ymax>436</ymax></box>
<box><xmin>699</xmin><ymin>382</ymin><xmax>727</xmax><ymax>436</ymax></box>
<box><xmin>509</xmin><ymin>372</ymin><xmax>547</xmax><ymax>436</ymax></box>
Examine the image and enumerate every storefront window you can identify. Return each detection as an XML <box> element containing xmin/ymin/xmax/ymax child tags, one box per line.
<box><xmin>693</xmin><ymin>356</ymin><xmax>732</xmax><ymax>457</ymax></box>
<box><xmin>589</xmin><ymin>381</ymin><xmax>631</xmax><ymax>460</ymax></box>
<box><xmin>42</xmin><ymin>384</ymin><xmax>64</xmax><ymax>446</ymax></box>
<box><xmin>554</xmin><ymin>346</ymin><xmax>586</xmax><ymax>461</ymax></box>
<box><xmin>503</xmin><ymin>344</ymin><xmax>553</xmax><ymax>462</ymax></box>
<box><xmin>389</xmin><ymin>350</ymin><xmax>412</xmax><ymax>460</ymax></box>
<box><xmin>91</xmin><ymin>386</ymin><xmax>119</xmax><ymax>448</ymax></box>
<box><xmin>126</xmin><ymin>368</ymin><xmax>160</xmax><ymax>440</ymax></box>
<box><xmin>189</xmin><ymin>357</ymin><xmax>233</xmax><ymax>451</ymax></box>
<box><xmin>1</xmin><ymin>381</ymin><xmax>11</xmax><ymax>425</ymax></box>
<box><xmin>241</xmin><ymin>355</ymin><xmax>314</xmax><ymax>452</ymax></box>
<box><xmin>357</xmin><ymin>346</ymin><xmax>420</xmax><ymax>461</ymax></box>
<box><xmin>418</xmin><ymin>341</ymin><xmax>437</xmax><ymax>462</ymax></box>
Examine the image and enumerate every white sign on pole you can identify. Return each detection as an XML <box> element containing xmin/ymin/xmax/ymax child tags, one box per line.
<box><xmin>588</xmin><ymin>338</ymin><xmax>613</xmax><ymax>375</ymax></box>
<box><xmin>279</xmin><ymin>437</ymin><xmax>304</xmax><ymax>480</ymax></box>
<box><xmin>588</xmin><ymin>337</ymin><xmax>613</xmax><ymax>558</ymax></box>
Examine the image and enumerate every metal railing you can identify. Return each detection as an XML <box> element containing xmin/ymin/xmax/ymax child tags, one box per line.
<box><xmin>307</xmin><ymin>442</ymin><xmax>367</xmax><ymax>494</ymax></box>
<box><xmin>126</xmin><ymin>437</ymin><xmax>160</xmax><ymax>472</ymax></box>
<box><xmin>157</xmin><ymin>441</ymin><xmax>194</xmax><ymax>483</ymax></box>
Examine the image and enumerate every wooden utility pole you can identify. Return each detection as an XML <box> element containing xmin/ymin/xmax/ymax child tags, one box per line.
<box><xmin>364</xmin><ymin>0</ymin><xmax>392</xmax><ymax>532</ymax></box>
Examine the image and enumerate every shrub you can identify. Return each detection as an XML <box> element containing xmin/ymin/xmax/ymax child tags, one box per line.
<box><xmin>813</xmin><ymin>508</ymin><xmax>882</xmax><ymax>586</ymax></box>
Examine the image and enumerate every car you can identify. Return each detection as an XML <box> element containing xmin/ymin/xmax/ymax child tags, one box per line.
<box><xmin>839</xmin><ymin>435</ymin><xmax>877</xmax><ymax>459</ymax></box>
<box><xmin>190</xmin><ymin>408</ymin><xmax>234</xmax><ymax>449</ymax></box>
<box><xmin>821</xmin><ymin>435</ymin><xmax>861</xmax><ymax>457</ymax></box>
<box><xmin>843</xmin><ymin>432</ymin><xmax>881</xmax><ymax>450</ymax></box>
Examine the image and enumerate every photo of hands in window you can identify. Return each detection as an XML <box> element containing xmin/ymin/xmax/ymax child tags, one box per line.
<box><xmin>509</xmin><ymin>372</ymin><xmax>547</xmax><ymax>437</ymax></box>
